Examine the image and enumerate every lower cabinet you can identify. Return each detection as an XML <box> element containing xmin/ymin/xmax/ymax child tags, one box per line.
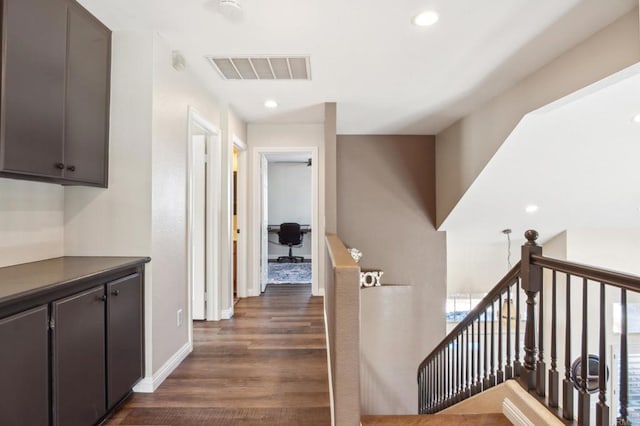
<box><xmin>52</xmin><ymin>285</ymin><xmax>107</xmax><ymax>426</ymax></box>
<box><xmin>0</xmin><ymin>265</ymin><xmax>145</xmax><ymax>426</ymax></box>
<box><xmin>0</xmin><ymin>305</ymin><xmax>49</xmax><ymax>426</ymax></box>
<box><xmin>107</xmin><ymin>273</ymin><xmax>143</xmax><ymax>409</ymax></box>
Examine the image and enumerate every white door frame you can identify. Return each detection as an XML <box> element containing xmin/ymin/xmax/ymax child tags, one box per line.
<box><xmin>250</xmin><ymin>146</ymin><xmax>320</xmax><ymax>296</ymax></box>
<box><xmin>187</xmin><ymin>107</ymin><xmax>221</xmax><ymax>345</ymax></box>
<box><xmin>228</xmin><ymin>135</ymin><xmax>248</xmax><ymax>304</ymax></box>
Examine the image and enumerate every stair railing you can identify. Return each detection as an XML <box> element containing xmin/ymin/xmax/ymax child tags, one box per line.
<box><xmin>418</xmin><ymin>230</ymin><xmax>638</xmax><ymax>426</ymax></box>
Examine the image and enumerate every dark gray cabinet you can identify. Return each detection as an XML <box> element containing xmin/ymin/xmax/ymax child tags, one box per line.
<box><xmin>1</xmin><ymin>0</ymin><xmax>67</xmax><ymax>178</ymax></box>
<box><xmin>64</xmin><ymin>1</ymin><xmax>111</xmax><ymax>185</ymax></box>
<box><xmin>0</xmin><ymin>257</ymin><xmax>148</xmax><ymax>426</ymax></box>
<box><xmin>52</xmin><ymin>286</ymin><xmax>107</xmax><ymax>426</ymax></box>
<box><xmin>0</xmin><ymin>305</ymin><xmax>49</xmax><ymax>426</ymax></box>
<box><xmin>0</xmin><ymin>0</ymin><xmax>111</xmax><ymax>187</ymax></box>
<box><xmin>107</xmin><ymin>273</ymin><xmax>143</xmax><ymax>408</ymax></box>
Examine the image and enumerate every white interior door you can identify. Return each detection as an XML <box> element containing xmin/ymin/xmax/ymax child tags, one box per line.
<box><xmin>260</xmin><ymin>155</ymin><xmax>269</xmax><ymax>293</ymax></box>
<box><xmin>192</xmin><ymin>135</ymin><xmax>206</xmax><ymax>319</ymax></box>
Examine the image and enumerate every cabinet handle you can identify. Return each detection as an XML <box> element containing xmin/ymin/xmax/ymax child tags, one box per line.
<box><xmin>55</xmin><ymin>162</ymin><xmax>65</xmax><ymax>170</ymax></box>
<box><xmin>66</xmin><ymin>165</ymin><xmax>76</xmax><ymax>172</ymax></box>
<box><xmin>111</xmin><ymin>290</ymin><xmax>120</xmax><ymax>296</ymax></box>
<box><xmin>98</xmin><ymin>294</ymin><xmax>107</xmax><ymax>301</ymax></box>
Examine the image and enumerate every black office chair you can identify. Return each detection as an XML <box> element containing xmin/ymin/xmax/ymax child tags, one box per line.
<box><xmin>277</xmin><ymin>222</ymin><xmax>305</xmax><ymax>263</ymax></box>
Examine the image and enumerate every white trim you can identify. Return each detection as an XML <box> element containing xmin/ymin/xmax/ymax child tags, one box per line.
<box><xmin>221</xmin><ymin>307</ymin><xmax>234</xmax><ymax>319</ymax></box>
<box><xmin>247</xmin><ymin>288</ymin><xmax>260</xmax><ymax>297</ymax></box>
<box><xmin>232</xmin><ymin>136</ymin><xmax>248</xmax><ymax>300</ymax></box>
<box><xmin>502</xmin><ymin>398</ymin><xmax>534</xmax><ymax>426</ymax></box>
<box><xmin>323</xmin><ymin>306</ymin><xmax>336</xmax><ymax>426</ymax></box>
<box><xmin>133</xmin><ymin>341</ymin><xmax>193</xmax><ymax>393</ymax></box>
<box><xmin>317</xmin><ymin>288</ymin><xmax>325</xmax><ymax>297</ymax></box>
<box><xmin>251</xmin><ymin>147</ymin><xmax>320</xmax><ymax>297</ymax></box>
<box><xmin>187</xmin><ymin>106</ymin><xmax>222</xmax><ymax>339</ymax></box>
<box><xmin>233</xmin><ymin>134</ymin><xmax>247</xmax><ymax>151</ymax></box>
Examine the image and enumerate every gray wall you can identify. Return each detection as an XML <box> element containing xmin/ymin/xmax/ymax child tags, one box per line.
<box><xmin>337</xmin><ymin>135</ymin><xmax>446</xmax><ymax>414</ymax></box>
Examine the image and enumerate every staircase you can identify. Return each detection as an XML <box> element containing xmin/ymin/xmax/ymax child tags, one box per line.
<box><xmin>417</xmin><ymin>230</ymin><xmax>639</xmax><ymax>426</ymax></box>
<box><xmin>361</xmin><ymin>413</ymin><xmax>510</xmax><ymax>425</ymax></box>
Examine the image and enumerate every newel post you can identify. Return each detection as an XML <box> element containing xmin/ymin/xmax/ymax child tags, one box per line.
<box><xmin>520</xmin><ymin>230</ymin><xmax>542</xmax><ymax>391</ymax></box>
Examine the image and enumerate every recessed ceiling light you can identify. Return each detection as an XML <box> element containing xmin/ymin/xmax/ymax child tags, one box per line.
<box><xmin>525</xmin><ymin>205</ymin><xmax>539</xmax><ymax>214</ymax></box>
<box><xmin>633</xmin><ymin>113</ymin><xmax>640</xmax><ymax>123</ymax></box>
<box><xmin>264</xmin><ymin>100</ymin><xmax>278</xmax><ymax>109</ymax></box>
<box><xmin>413</xmin><ymin>11</ymin><xmax>439</xmax><ymax>27</ymax></box>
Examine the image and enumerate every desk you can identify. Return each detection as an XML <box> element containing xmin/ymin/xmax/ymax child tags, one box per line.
<box><xmin>267</xmin><ymin>224</ymin><xmax>311</xmax><ymax>234</ymax></box>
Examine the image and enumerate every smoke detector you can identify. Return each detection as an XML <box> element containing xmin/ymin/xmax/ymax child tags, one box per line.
<box><xmin>219</xmin><ymin>0</ymin><xmax>242</xmax><ymax>18</ymax></box>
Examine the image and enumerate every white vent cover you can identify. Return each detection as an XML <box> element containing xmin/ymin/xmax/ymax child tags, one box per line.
<box><xmin>206</xmin><ymin>56</ymin><xmax>311</xmax><ymax>80</ymax></box>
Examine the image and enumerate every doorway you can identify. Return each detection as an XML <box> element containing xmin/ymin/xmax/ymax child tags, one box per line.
<box><xmin>187</xmin><ymin>108</ymin><xmax>221</xmax><ymax>340</ymax></box>
<box><xmin>251</xmin><ymin>147</ymin><xmax>320</xmax><ymax>296</ymax></box>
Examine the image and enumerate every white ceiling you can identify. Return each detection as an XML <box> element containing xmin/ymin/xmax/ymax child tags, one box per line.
<box><xmin>440</xmin><ymin>63</ymin><xmax>640</xmax><ymax>245</ymax></box>
<box><xmin>77</xmin><ymin>0</ymin><xmax>637</xmax><ymax>134</ymax></box>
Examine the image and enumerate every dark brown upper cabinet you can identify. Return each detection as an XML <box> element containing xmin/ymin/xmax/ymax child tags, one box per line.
<box><xmin>0</xmin><ymin>0</ymin><xmax>111</xmax><ymax>187</ymax></box>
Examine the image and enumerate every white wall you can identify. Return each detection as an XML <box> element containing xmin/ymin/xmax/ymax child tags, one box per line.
<box><xmin>0</xmin><ymin>180</ymin><xmax>64</xmax><ymax>267</ymax></box>
<box><xmin>247</xmin><ymin>123</ymin><xmax>325</xmax><ymax>296</ymax></box>
<box><xmin>446</xmin><ymin>232</ymin><xmax>524</xmax><ymax>295</ymax></box>
<box><xmin>65</xmin><ymin>32</ymin><xmax>153</xmax><ymax>257</ymax></box>
<box><xmin>267</xmin><ymin>162</ymin><xmax>312</xmax><ymax>259</ymax></box>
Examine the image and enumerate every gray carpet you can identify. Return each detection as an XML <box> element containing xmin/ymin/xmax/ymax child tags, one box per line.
<box><xmin>267</xmin><ymin>262</ymin><xmax>312</xmax><ymax>284</ymax></box>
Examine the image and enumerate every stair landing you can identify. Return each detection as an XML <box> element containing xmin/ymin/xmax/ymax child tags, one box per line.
<box><xmin>361</xmin><ymin>413</ymin><xmax>511</xmax><ymax>425</ymax></box>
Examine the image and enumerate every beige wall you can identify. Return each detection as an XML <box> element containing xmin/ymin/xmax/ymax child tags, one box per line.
<box><xmin>436</xmin><ymin>9</ymin><xmax>640</xmax><ymax>226</ymax></box>
<box><xmin>150</xmin><ymin>34</ymin><xmax>223</xmax><ymax>370</ymax></box>
<box><xmin>66</xmin><ymin>31</ymin><xmax>226</xmax><ymax>380</ymax></box>
<box><xmin>324</xmin><ymin>103</ymin><xmax>337</xmax><ymax>234</ymax></box>
<box><xmin>336</xmin><ymin>135</ymin><xmax>446</xmax><ymax>414</ymax></box>
<box><xmin>0</xmin><ymin>180</ymin><xmax>64</xmax><ymax>267</ymax></box>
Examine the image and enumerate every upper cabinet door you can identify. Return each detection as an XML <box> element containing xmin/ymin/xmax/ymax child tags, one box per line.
<box><xmin>1</xmin><ymin>0</ymin><xmax>67</xmax><ymax>177</ymax></box>
<box><xmin>64</xmin><ymin>2</ymin><xmax>111</xmax><ymax>186</ymax></box>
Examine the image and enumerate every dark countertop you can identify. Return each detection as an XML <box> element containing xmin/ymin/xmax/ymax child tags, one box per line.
<box><xmin>0</xmin><ymin>256</ymin><xmax>150</xmax><ymax>308</ymax></box>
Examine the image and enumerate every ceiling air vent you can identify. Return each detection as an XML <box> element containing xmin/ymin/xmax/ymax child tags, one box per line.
<box><xmin>206</xmin><ymin>56</ymin><xmax>311</xmax><ymax>80</ymax></box>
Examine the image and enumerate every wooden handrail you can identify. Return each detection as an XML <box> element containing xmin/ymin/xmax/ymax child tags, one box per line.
<box><xmin>417</xmin><ymin>262</ymin><xmax>521</xmax><ymax>372</ymax></box>
<box><xmin>417</xmin><ymin>229</ymin><xmax>640</xmax><ymax>424</ymax></box>
<box><xmin>531</xmin><ymin>253</ymin><xmax>640</xmax><ymax>292</ymax></box>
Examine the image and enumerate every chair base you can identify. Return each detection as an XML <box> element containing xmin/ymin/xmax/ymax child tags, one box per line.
<box><xmin>277</xmin><ymin>256</ymin><xmax>305</xmax><ymax>263</ymax></box>
<box><xmin>277</xmin><ymin>245</ymin><xmax>305</xmax><ymax>263</ymax></box>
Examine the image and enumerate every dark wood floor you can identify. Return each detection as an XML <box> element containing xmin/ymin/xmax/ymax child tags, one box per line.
<box><xmin>105</xmin><ymin>284</ymin><xmax>331</xmax><ymax>425</ymax></box>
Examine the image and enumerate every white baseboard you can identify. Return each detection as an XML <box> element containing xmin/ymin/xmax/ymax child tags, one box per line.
<box><xmin>221</xmin><ymin>307</ymin><xmax>233</xmax><ymax>319</ymax></box>
<box><xmin>503</xmin><ymin>397</ymin><xmax>534</xmax><ymax>426</ymax></box>
<box><xmin>247</xmin><ymin>288</ymin><xmax>259</xmax><ymax>296</ymax></box>
<box><xmin>316</xmin><ymin>288</ymin><xmax>325</xmax><ymax>297</ymax></box>
<box><xmin>133</xmin><ymin>341</ymin><xmax>192</xmax><ymax>393</ymax></box>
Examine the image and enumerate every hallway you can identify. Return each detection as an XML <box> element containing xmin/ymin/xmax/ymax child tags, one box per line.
<box><xmin>106</xmin><ymin>284</ymin><xmax>331</xmax><ymax>425</ymax></box>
